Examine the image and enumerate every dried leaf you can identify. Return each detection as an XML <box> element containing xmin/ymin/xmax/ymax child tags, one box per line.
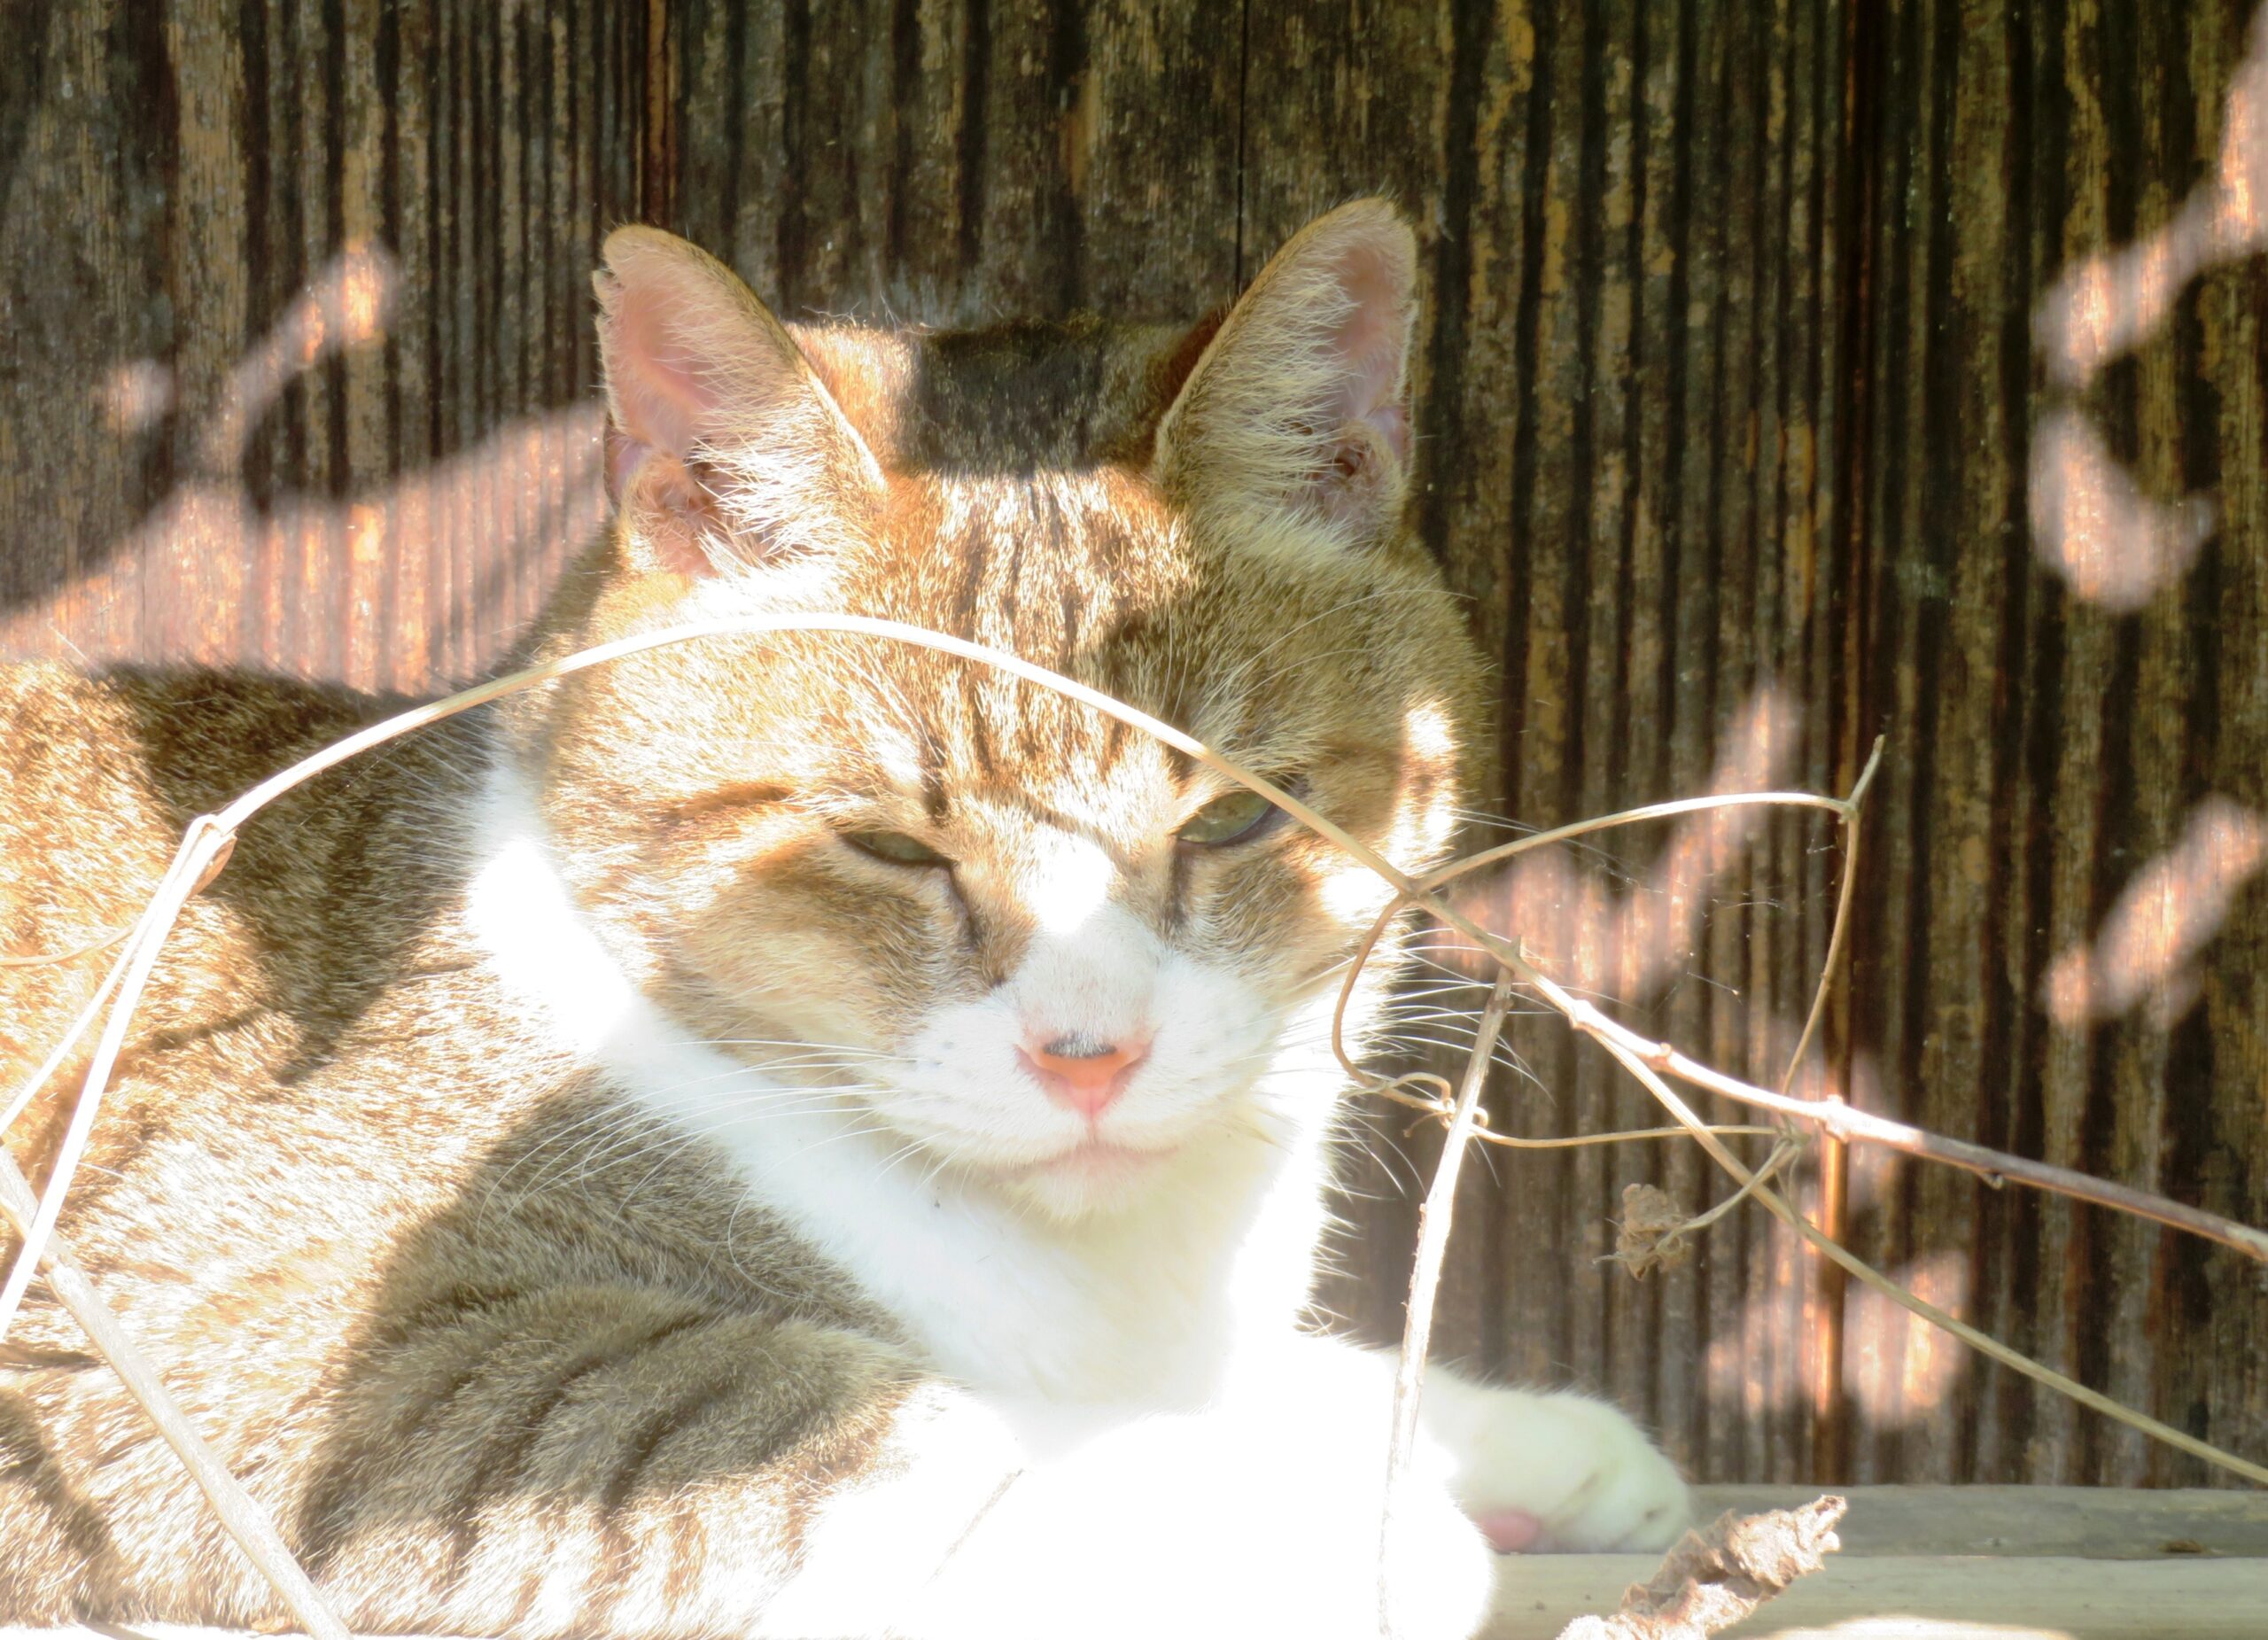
<box><xmin>1612</xmin><ymin>1182</ymin><xmax>1695</xmax><ymax>1278</ymax></box>
<box><xmin>1555</xmin><ymin>1495</ymin><xmax>1847</xmax><ymax>1640</ymax></box>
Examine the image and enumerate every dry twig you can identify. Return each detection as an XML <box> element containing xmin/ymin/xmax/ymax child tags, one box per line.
<box><xmin>1417</xmin><ymin>790</ymin><xmax>2268</xmax><ymax>1487</ymax></box>
<box><xmin>1326</xmin><ymin>742</ymin><xmax>2268</xmax><ymax>1269</ymax></box>
<box><xmin>1380</xmin><ymin>973</ymin><xmax>1517</xmax><ymax>1636</ymax></box>
<box><xmin>1555</xmin><ymin>988</ymin><xmax>2268</xmax><ymax>1488</ymax></box>
<box><xmin>1342</xmin><ymin>794</ymin><xmax>2268</xmax><ymax>1490</ymax></box>
<box><xmin>1615</xmin><ymin>1031</ymin><xmax>2268</xmax><ymax>1264</ymax></box>
<box><xmin>1345</xmin><ymin>736</ymin><xmax>2264</xmax><ymax>1496</ymax></box>
<box><xmin>0</xmin><ymin>817</ymin><xmax>228</xmax><ymax>1337</ymax></box>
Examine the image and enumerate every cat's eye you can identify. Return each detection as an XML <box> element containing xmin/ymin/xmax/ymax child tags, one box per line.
<box><xmin>844</xmin><ymin>828</ymin><xmax>951</xmax><ymax>868</ymax></box>
<box><xmin>1177</xmin><ymin>788</ymin><xmax>1282</xmax><ymax>848</ymax></box>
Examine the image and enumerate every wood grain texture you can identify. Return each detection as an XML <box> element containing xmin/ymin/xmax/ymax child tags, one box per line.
<box><xmin>0</xmin><ymin>0</ymin><xmax>2261</xmax><ymax>1488</ymax></box>
<box><xmin>1842</xmin><ymin>0</ymin><xmax>2268</xmax><ymax>1488</ymax></box>
<box><xmin>1689</xmin><ymin>1482</ymin><xmax>2268</xmax><ymax>1558</ymax></box>
<box><xmin>1473</xmin><ymin>1553</ymin><xmax>2268</xmax><ymax>1639</ymax></box>
<box><xmin>0</xmin><ymin>0</ymin><xmax>642</xmax><ymax>689</ymax></box>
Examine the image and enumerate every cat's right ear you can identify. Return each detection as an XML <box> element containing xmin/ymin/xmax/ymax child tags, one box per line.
<box><xmin>595</xmin><ymin>227</ymin><xmax>884</xmax><ymax>579</ymax></box>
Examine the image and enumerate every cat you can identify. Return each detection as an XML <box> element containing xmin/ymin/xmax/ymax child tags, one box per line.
<box><xmin>0</xmin><ymin>199</ymin><xmax>1688</xmax><ymax>1640</ymax></box>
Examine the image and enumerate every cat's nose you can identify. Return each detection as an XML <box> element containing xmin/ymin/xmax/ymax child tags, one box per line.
<box><xmin>1019</xmin><ymin>1031</ymin><xmax>1151</xmax><ymax>1118</ymax></box>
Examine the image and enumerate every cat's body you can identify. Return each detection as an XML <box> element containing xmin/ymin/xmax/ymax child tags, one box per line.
<box><xmin>0</xmin><ymin>204</ymin><xmax>1686</xmax><ymax>1640</ymax></box>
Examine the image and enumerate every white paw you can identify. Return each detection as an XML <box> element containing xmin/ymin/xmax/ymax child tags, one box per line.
<box><xmin>1452</xmin><ymin>1388</ymin><xmax>1691</xmax><ymax>1553</ymax></box>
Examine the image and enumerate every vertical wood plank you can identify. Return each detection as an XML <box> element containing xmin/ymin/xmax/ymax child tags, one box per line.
<box><xmin>0</xmin><ymin>0</ymin><xmax>633</xmax><ymax>688</ymax></box>
<box><xmin>1254</xmin><ymin>0</ymin><xmax>1857</xmax><ymax>1488</ymax></box>
<box><xmin>1852</xmin><ymin>0</ymin><xmax>2267</xmax><ymax>1485</ymax></box>
<box><xmin>670</xmin><ymin>0</ymin><xmax>1241</xmax><ymax>327</ymax></box>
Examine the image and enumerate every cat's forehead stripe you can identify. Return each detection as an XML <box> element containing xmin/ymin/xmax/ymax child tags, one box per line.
<box><xmin>904</xmin><ymin>470</ymin><xmax>1176</xmax><ymax>665</ymax></box>
<box><xmin>850</xmin><ymin>470</ymin><xmax>1191</xmax><ymax>817</ymax></box>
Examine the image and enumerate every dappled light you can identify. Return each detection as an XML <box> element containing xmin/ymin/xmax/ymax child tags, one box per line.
<box><xmin>0</xmin><ymin>246</ymin><xmax>606</xmax><ymax>693</ymax></box>
<box><xmin>2</xmin><ymin>0</ymin><xmax>2262</xmax><ymax>1544</ymax></box>
<box><xmin>199</xmin><ymin>241</ymin><xmax>397</xmax><ymax>470</ymax></box>
<box><xmin>2026</xmin><ymin>4</ymin><xmax>2267</xmax><ymax>615</ymax></box>
<box><xmin>98</xmin><ymin>358</ymin><xmax>175</xmax><ymax>435</ymax></box>
<box><xmin>1697</xmin><ymin>1047</ymin><xmax>1971</xmax><ymax>1433</ymax></box>
<box><xmin>1446</xmin><ymin>688</ymin><xmax>1796</xmax><ymax>1007</ymax></box>
<box><xmin>1845</xmin><ymin>1250</ymin><xmax>1971</xmax><ymax>1428</ymax></box>
<box><xmin>0</xmin><ymin>11</ymin><xmax>2264</xmax><ymax>1637</ymax></box>
<box><xmin>2027</xmin><ymin>409</ymin><xmax>2216</xmax><ymax>613</ymax></box>
<box><xmin>0</xmin><ymin>404</ymin><xmax>606</xmax><ymax>693</ymax></box>
<box><xmin>1703</xmin><ymin>1230</ymin><xmax>1970</xmax><ymax>1433</ymax></box>
<box><xmin>2045</xmin><ymin>797</ymin><xmax>2266</xmax><ymax>1029</ymax></box>
<box><xmin>2033</xmin><ymin>5</ymin><xmax>2268</xmax><ymax>389</ymax></box>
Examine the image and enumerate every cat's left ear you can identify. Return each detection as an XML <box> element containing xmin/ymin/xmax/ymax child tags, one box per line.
<box><xmin>596</xmin><ymin>227</ymin><xmax>884</xmax><ymax>578</ymax></box>
<box><xmin>1153</xmin><ymin>198</ymin><xmax>1418</xmax><ymax>549</ymax></box>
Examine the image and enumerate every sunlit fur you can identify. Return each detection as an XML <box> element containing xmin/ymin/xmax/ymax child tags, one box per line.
<box><xmin>0</xmin><ymin>202</ymin><xmax>1685</xmax><ymax>1640</ymax></box>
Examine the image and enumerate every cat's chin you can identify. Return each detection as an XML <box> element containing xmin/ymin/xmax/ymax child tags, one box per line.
<box><xmin>986</xmin><ymin>1138</ymin><xmax>1185</xmax><ymax>1219</ymax></box>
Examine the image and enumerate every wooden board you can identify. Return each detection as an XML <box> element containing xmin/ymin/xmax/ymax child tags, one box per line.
<box><xmin>1489</xmin><ymin>1555</ymin><xmax>2268</xmax><ymax>1639</ymax></box>
<box><xmin>1692</xmin><ymin>1483</ymin><xmax>2268</xmax><ymax>1558</ymax></box>
<box><xmin>1</xmin><ymin>0</ymin><xmax>2263</xmax><ymax>1487</ymax></box>
<box><xmin>0</xmin><ymin>0</ymin><xmax>644</xmax><ymax>689</ymax></box>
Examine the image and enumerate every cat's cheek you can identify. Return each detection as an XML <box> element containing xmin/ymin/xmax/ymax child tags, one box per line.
<box><xmin>1136</xmin><ymin>952</ymin><xmax>1278</xmax><ymax>1097</ymax></box>
<box><xmin>1309</xmin><ymin>849</ymin><xmax>1404</xmax><ymax>930</ymax></box>
<box><xmin>695</xmin><ymin>859</ymin><xmax>953</xmax><ymax>1009</ymax></box>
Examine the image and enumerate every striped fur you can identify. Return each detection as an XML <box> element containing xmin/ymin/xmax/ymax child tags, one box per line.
<box><xmin>0</xmin><ymin>203</ymin><xmax>1685</xmax><ymax>1640</ymax></box>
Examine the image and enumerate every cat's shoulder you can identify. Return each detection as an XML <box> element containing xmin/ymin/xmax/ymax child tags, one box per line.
<box><xmin>0</xmin><ymin>660</ymin><xmax>486</xmax><ymax>1107</ymax></box>
<box><xmin>0</xmin><ymin>659</ymin><xmax>476</xmax><ymax>953</ymax></box>
<box><xmin>0</xmin><ymin>662</ymin><xmax>471</xmax><ymax>820</ymax></box>
<box><xmin>2</xmin><ymin>661</ymin><xmax>401</xmax><ymax>803</ymax></box>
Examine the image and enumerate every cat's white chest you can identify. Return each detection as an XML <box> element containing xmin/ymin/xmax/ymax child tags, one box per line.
<box><xmin>712</xmin><ymin>1104</ymin><xmax>1263</xmax><ymax>1403</ymax></box>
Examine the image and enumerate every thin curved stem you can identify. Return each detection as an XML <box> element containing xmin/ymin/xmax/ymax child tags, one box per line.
<box><xmin>1381</xmin><ymin>974</ymin><xmax>1514</xmax><ymax>1636</ymax></box>
<box><xmin>1777</xmin><ymin>735</ymin><xmax>1885</xmax><ymax>1098</ymax></box>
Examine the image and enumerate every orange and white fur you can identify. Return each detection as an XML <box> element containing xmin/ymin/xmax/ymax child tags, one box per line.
<box><xmin>0</xmin><ymin>200</ymin><xmax>1684</xmax><ymax>1640</ymax></box>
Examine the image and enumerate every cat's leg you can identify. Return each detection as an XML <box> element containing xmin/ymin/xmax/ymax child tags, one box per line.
<box><xmin>290</xmin><ymin>1285</ymin><xmax>1493</xmax><ymax>1640</ymax></box>
<box><xmin>1272</xmin><ymin>1333</ymin><xmax>1690</xmax><ymax>1556</ymax></box>
<box><xmin>290</xmin><ymin>1289</ymin><xmax>956</xmax><ymax>1639</ymax></box>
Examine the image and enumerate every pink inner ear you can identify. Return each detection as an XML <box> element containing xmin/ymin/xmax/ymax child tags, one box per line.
<box><xmin>1325</xmin><ymin>242</ymin><xmax>1412</xmax><ymax>462</ymax></box>
<box><xmin>604</xmin><ymin>428</ymin><xmax>650</xmax><ymax>504</ymax></box>
<box><xmin>607</xmin><ymin>279</ymin><xmax>718</xmax><ymax>462</ymax></box>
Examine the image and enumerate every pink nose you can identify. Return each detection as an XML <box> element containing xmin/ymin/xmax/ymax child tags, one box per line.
<box><xmin>1020</xmin><ymin>1032</ymin><xmax>1150</xmax><ymax>1118</ymax></box>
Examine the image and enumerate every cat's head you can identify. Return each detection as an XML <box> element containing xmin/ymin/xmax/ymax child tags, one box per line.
<box><xmin>509</xmin><ymin>202</ymin><xmax>1483</xmax><ymax>1219</ymax></box>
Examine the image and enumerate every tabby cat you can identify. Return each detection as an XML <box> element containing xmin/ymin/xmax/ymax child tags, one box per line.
<box><xmin>0</xmin><ymin>200</ymin><xmax>1687</xmax><ymax>1639</ymax></box>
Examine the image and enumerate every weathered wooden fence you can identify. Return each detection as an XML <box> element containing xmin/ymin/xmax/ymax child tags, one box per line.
<box><xmin>2</xmin><ymin>0</ymin><xmax>2261</xmax><ymax>1488</ymax></box>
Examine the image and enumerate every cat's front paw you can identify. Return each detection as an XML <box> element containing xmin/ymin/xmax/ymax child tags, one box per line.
<box><xmin>1455</xmin><ymin>1389</ymin><xmax>1690</xmax><ymax>1554</ymax></box>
